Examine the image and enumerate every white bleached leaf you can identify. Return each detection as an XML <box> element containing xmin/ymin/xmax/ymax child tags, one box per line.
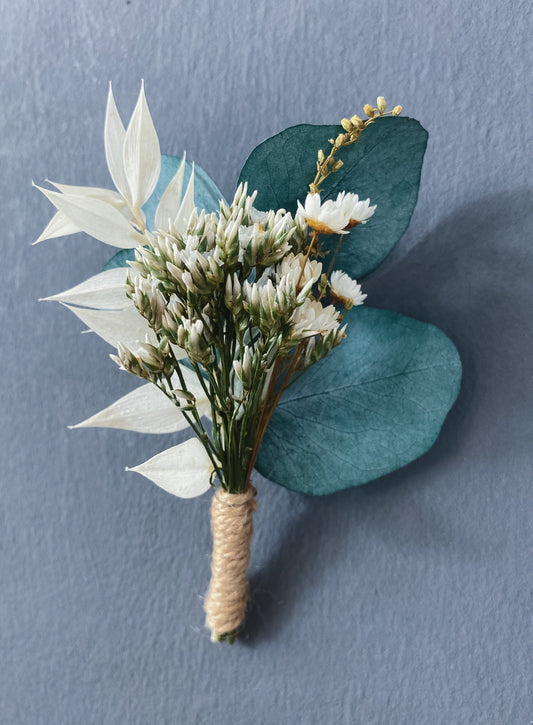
<box><xmin>105</xmin><ymin>83</ymin><xmax>131</xmax><ymax>203</ymax></box>
<box><xmin>173</xmin><ymin>164</ymin><xmax>195</xmax><ymax>234</ymax></box>
<box><xmin>70</xmin><ymin>367</ymin><xmax>211</xmax><ymax>433</ymax></box>
<box><xmin>175</xmin><ymin>364</ymin><xmax>204</xmax><ymax>398</ymax></box>
<box><xmin>126</xmin><ymin>437</ymin><xmax>213</xmax><ymax>498</ymax></box>
<box><xmin>123</xmin><ymin>82</ymin><xmax>161</xmax><ymax>210</ymax></box>
<box><xmin>34</xmin><ymin>184</ymin><xmax>146</xmax><ymax>249</ymax></box>
<box><xmin>71</xmin><ymin>383</ymin><xmax>189</xmax><ymax>433</ymax></box>
<box><xmin>170</xmin><ymin>343</ymin><xmax>189</xmax><ymax>361</ymax></box>
<box><xmin>154</xmin><ymin>155</ymin><xmax>186</xmax><ymax>230</ymax></box>
<box><xmin>62</xmin><ymin>303</ymin><xmax>157</xmax><ymax>348</ymax></box>
<box><xmin>41</xmin><ymin>268</ymin><xmax>131</xmax><ymax>309</ymax></box>
<box><xmin>48</xmin><ymin>181</ymin><xmax>128</xmax><ymax>210</ymax></box>
<box><xmin>34</xmin><ymin>210</ymin><xmax>79</xmax><ymax>244</ymax></box>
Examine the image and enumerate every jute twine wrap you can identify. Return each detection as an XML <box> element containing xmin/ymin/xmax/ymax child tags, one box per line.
<box><xmin>204</xmin><ymin>485</ymin><xmax>258</xmax><ymax>641</ymax></box>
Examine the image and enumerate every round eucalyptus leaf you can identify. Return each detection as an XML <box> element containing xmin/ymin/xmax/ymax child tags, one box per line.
<box><xmin>238</xmin><ymin>117</ymin><xmax>428</xmax><ymax>279</ymax></box>
<box><xmin>256</xmin><ymin>307</ymin><xmax>461</xmax><ymax>495</ymax></box>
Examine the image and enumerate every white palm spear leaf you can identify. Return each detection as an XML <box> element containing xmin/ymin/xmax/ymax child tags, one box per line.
<box><xmin>70</xmin><ymin>366</ymin><xmax>210</xmax><ymax>433</ymax></box>
<box><xmin>126</xmin><ymin>437</ymin><xmax>213</xmax><ymax>498</ymax></box>
<box><xmin>171</xmin><ymin>165</ymin><xmax>195</xmax><ymax>234</ymax></box>
<box><xmin>34</xmin><ymin>210</ymin><xmax>79</xmax><ymax>244</ymax></box>
<box><xmin>47</xmin><ymin>182</ymin><xmax>129</xmax><ymax>210</ymax></box>
<box><xmin>62</xmin><ymin>303</ymin><xmax>158</xmax><ymax>349</ymax></box>
<box><xmin>37</xmin><ymin>84</ymin><xmax>200</xmax><ymax>355</ymax></box>
<box><xmin>36</xmin><ymin>84</ymin><xmax>213</xmax><ymax>498</ymax></box>
<box><xmin>122</xmin><ymin>81</ymin><xmax>161</xmax><ymax>212</ymax></box>
<box><xmin>33</xmin><ymin>183</ymin><xmax>146</xmax><ymax>249</ymax></box>
<box><xmin>104</xmin><ymin>84</ymin><xmax>130</xmax><ymax>203</ymax></box>
<box><xmin>57</xmin><ymin>300</ymin><xmax>188</xmax><ymax>359</ymax></box>
<box><xmin>40</xmin><ymin>268</ymin><xmax>132</xmax><ymax>309</ymax></box>
<box><xmin>154</xmin><ymin>154</ymin><xmax>186</xmax><ymax>230</ymax></box>
<box><xmin>35</xmin><ymin>83</ymin><xmax>200</xmax><ymax>256</ymax></box>
<box><xmin>34</xmin><ymin>185</ymin><xmax>132</xmax><ymax>244</ymax></box>
<box><xmin>35</xmin><ymin>84</ymin><xmax>168</xmax><ymax>251</ymax></box>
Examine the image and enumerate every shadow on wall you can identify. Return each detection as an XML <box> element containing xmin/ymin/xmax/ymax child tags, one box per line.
<box><xmin>243</xmin><ymin>188</ymin><xmax>533</xmax><ymax>644</ymax></box>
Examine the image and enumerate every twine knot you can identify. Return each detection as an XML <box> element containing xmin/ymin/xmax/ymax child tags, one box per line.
<box><xmin>204</xmin><ymin>485</ymin><xmax>257</xmax><ymax>642</ymax></box>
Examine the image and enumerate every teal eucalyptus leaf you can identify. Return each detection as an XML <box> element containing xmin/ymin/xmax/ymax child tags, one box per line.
<box><xmin>256</xmin><ymin>307</ymin><xmax>461</xmax><ymax>495</ymax></box>
<box><xmin>104</xmin><ymin>154</ymin><xmax>226</xmax><ymax>270</ymax></box>
<box><xmin>238</xmin><ymin>117</ymin><xmax>427</xmax><ymax>279</ymax></box>
<box><xmin>103</xmin><ymin>248</ymin><xmax>134</xmax><ymax>270</ymax></box>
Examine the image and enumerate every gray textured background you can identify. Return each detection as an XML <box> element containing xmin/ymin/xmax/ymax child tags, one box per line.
<box><xmin>2</xmin><ymin>0</ymin><xmax>532</xmax><ymax>723</ymax></box>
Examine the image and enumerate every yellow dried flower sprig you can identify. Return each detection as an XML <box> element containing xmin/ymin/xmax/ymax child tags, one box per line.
<box><xmin>309</xmin><ymin>96</ymin><xmax>402</xmax><ymax>194</ymax></box>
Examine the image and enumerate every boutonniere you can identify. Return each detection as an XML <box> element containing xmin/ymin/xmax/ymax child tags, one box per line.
<box><xmin>35</xmin><ymin>85</ymin><xmax>461</xmax><ymax>642</ymax></box>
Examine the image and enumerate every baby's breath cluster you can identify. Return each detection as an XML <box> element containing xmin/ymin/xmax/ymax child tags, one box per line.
<box><xmin>117</xmin><ymin>183</ymin><xmax>347</xmax><ymax>490</ymax></box>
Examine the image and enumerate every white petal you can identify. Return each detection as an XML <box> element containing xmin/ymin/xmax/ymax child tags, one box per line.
<box><xmin>126</xmin><ymin>437</ymin><xmax>213</xmax><ymax>498</ymax></box>
<box><xmin>296</xmin><ymin>200</ymin><xmax>306</xmax><ymax>219</ymax></box>
<box><xmin>123</xmin><ymin>82</ymin><xmax>161</xmax><ymax>210</ymax></box>
<box><xmin>47</xmin><ymin>182</ymin><xmax>127</xmax><ymax>210</ymax></box>
<box><xmin>173</xmin><ymin>164</ymin><xmax>195</xmax><ymax>234</ymax></box>
<box><xmin>154</xmin><ymin>155</ymin><xmax>186</xmax><ymax>230</ymax></box>
<box><xmin>71</xmin><ymin>383</ymin><xmax>189</xmax><ymax>434</ymax></box>
<box><xmin>62</xmin><ymin>304</ymin><xmax>156</xmax><ymax>348</ymax></box>
<box><xmin>34</xmin><ymin>210</ymin><xmax>79</xmax><ymax>244</ymax></box>
<box><xmin>105</xmin><ymin>83</ymin><xmax>131</xmax><ymax>203</ymax></box>
<box><xmin>41</xmin><ymin>268</ymin><xmax>131</xmax><ymax>309</ymax></box>
<box><xmin>33</xmin><ymin>184</ymin><xmax>146</xmax><ymax>248</ymax></box>
<box><xmin>305</xmin><ymin>193</ymin><xmax>321</xmax><ymax>216</ymax></box>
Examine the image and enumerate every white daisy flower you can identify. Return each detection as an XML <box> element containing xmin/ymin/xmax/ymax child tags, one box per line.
<box><xmin>291</xmin><ymin>298</ymin><xmax>341</xmax><ymax>339</ymax></box>
<box><xmin>330</xmin><ymin>270</ymin><xmax>367</xmax><ymax>310</ymax></box>
<box><xmin>296</xmin><ymin>192</ymin><xmax>377</xmax><ymax>235</ymax></box>
<box><xmin>297</xmin><ymin>193</ymin><xmax>351</xmax><ymax>235</ymax></box>
<box><xmin>337</xmin><ymin>192</ymin><xmax>377</xmax><ymax>228</ymax></box>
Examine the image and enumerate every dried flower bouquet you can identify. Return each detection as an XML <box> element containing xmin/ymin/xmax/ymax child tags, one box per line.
<box><xmin>36</xmin><ymin>85</ymin><xmax>461</xmax><ymax>642</ymax></box>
